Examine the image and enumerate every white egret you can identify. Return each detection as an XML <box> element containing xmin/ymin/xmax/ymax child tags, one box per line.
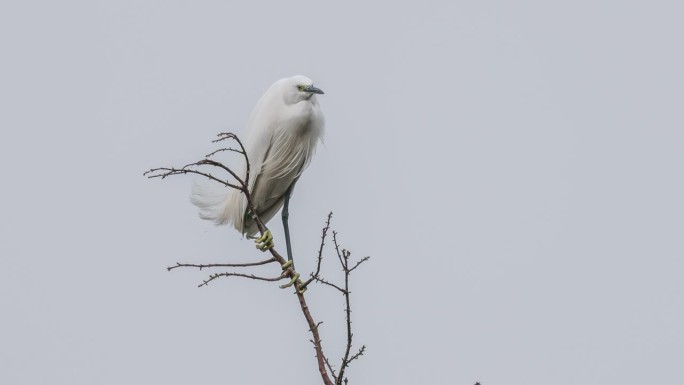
<box><xmin>191</xmin><ymin>75</ymin><xmax>325</xmax><ymax>282</ymax></box>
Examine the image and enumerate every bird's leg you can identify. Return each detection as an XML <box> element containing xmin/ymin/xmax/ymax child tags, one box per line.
<box><xmin>280</xmin><ymin>178</ymin><xmax>305</xmax><ymax>293</ymax></box>
<box><xmin>281</xmin><ymin>178</ymin><xmax>298</xmax><ymax>267</ymax></box>
<box><xmin>254</xmin><ymin>229</ymin><xmax>274</xmax><ymax>251</ymax></box>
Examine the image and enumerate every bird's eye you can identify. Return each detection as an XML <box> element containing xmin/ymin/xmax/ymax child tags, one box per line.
<box><xmin>297</xmin><ymin>85</ymin><xmax>305</xmax><ymax>91</ymax></box>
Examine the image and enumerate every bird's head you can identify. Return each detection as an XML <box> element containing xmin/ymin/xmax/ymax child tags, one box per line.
<box><xmin>283</xmin><ymin>75</ymin><xmax>324</xmax><ymax>104</ymax></box>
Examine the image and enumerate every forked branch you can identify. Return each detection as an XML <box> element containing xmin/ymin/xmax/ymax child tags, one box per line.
<box><xmin>145</xmin><ymin>133</ymin><xmax>368</xmax><ymax>385</ymax></box>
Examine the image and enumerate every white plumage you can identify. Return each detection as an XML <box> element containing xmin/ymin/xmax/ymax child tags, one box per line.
<box><xmin>191</xmin><ymin>75</ymin><xmax>325</xmax><ymax>236</ymax></box>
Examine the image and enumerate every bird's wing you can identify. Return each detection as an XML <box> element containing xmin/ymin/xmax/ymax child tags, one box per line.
<box><xmin>243</xmin><ymin>100</ymin><xmax>325</xmax><ymax>235</ymax></box>
<box><xmin>190</xmin><ymin>86</ymin><xmax>278</xmax><ymax>233</ymax></box>
<box><xmin>243</xmin><ymin>122</ymin><xmax>308</xmax><ymax>235</ymax></box>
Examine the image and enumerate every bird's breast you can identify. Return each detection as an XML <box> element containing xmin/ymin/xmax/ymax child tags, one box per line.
<box><xmin>280</xmin><ymin>101</ymin><xmax>324</xmax><ymax>138</ymax></box>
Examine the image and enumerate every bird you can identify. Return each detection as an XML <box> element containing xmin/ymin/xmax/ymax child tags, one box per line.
<box><xmin>191</xmin><ymin>75</ymin><xmax>325</xmax><ymax>284</ymax></box>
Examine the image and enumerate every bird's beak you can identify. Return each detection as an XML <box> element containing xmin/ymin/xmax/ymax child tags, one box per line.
<box><xmin>303</xmin><ymin>85</ymin><xmax>324</xmax><ymax>94</ymax></box>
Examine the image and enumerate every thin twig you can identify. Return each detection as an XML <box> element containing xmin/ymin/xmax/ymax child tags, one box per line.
<box><xmin>198</xmin><ymin>272</ymin><xmax>287</xmax><ymax>288</ymax></box>
<box><xmin>332</xmin><ymin>231</ymin><xmax>344</xmax><ymax>267</ymax></box>
<box><xmin>214</xmin><ymin>132</ymin><xmax>250</xmax><ymax>190</ymax></box>
<box><xmin>167</xmin><ymin>258</ymin><xmax>276</xmax><ymax>271</ymax></box>
<box><xmin>205</xmin><ymin>147</ymin><xmax>244</xmax><ymax>158</ymax></box>
<box><xmin>144</xmin><ymin>166</ymin><xmax>242</xmax><ymax>190</ymax></box>
<box><xmin>347</xmin><ymin>345</ymin><xmax>366</xmax><ymax>364</ymax></box>
<box><xmin>336</xmin><ymin>236</ymin><xmax>354</xmax><ymax>385</ymax></box>
<box><xmin>348</xmin><ymin>256</ymin><xmax>370</xmax><ymax>273</ymax></box>
<box><xmin>331</xmin><ymin>231</ymin><xmax>370</xmax><ymax>385</ymax></box>
<box><xmin>324</xmin><ymin>357</ymin><xmax>338</xmax><ymax>382</ymax></box>
<box><xmin>313</xmin><ymin>276</ymin><xmax>347</xmax><ymax>294</ymax></box>
<box><xmin>302</xmin><ymin>212</ymin><xmax>333</xmax><ymax>288</ymax></box>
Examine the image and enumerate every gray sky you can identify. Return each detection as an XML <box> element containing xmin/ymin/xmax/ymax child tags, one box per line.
<box><xmin>1</xmin><ymin>1</ymin><xmax>683</xmax><ymax>384</ymax></box>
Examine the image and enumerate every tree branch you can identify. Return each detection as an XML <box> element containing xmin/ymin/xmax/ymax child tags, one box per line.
<box><xmin>348</xmin><ymin>256</ymin><xmax>370</xmax><ymax>273</ymax></box>
<box><xmin>198</xmin><ymin>272</ymin><xmax>287</xmax><ymax>288</ymax></box>
<box><xmin>147</xmin><ymin>133</ymin><xmax>368</xmax><ymax>385</ymax></box>
<box><xmin>302</xmin><ymin>212</ymin><xmax>333</xmax><ymax>288</ymax></box>
<box><xmin>332</xmin><ymin>232</ymin><xmax>369</xmax><ymax>385</ymax></box>
<box><xmin>325</xmin><ymin>356</ymin><xmax>338</xmax><ymax>382</ymax></box>
<box><xmin>348</xmin><ymin>345</ymin><xmax>366</xmax><ymax>365</ymax></box>
<box><xmin>312</xmin><ymin>276</ymin><xmax>347</xmax><ymax>294</ymax></box>
<box><xmin>167</xmin><ymin>258</ymin><xmax>277</xmax><ymax>271</ymax></box>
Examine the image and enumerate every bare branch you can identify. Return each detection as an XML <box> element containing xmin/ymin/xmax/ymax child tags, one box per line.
<box><xmin>313</xmin><ymin>276</ymin><xmax>347</xmax><ymax>294</ymax></box>
<box><xmin>205</xmin><ymin>147</ymin><xmax>243</xmax><ymax>158</ymax></box>
<box><xmin>296</xmin><ymin>288</ymin><xmax>334</xmax><ymax>385</ymax></box>
<box><xmin>332</xmin><ymin>231</ymin><xmax>345</xmax><ymax>268</ymax></box>
<box><xmin>348</xmin><ymin>256</ymin><xmax>370</xmax><ymax>273</ymax></box>
<box><xmin>212</xmin><ymin>132</ymin><xmax>239</xmax><ymax>143</ymax></box>
<box><xmin>347</xmin><ymin>345</ymin><xmax>366</xmax><ymax>365</ymax></box>
<box><xmin>213</xmin><ymin>132</ymin><xmax>250</xmax><ymax>189</ymax></box>
<box><xmin>144</xmin><ymin>166</ymin><xmax>242</xmax><ymax>190</ymax></box>
<box><xmin>315</xmin><ymin>212</ymin><xmax>333</xmax><ymax>275</ymax></box>
<box><xmin>325</xmin><ymin>357</ymin><xmax>338</xmax><ymax>382</ymax></box>
<box><xmin>335</xmin><ymin>230</ymin><xmax>367</xmax><ymax>384</ymax></box>
<box><xmin>198</xmin><ymin>272</ymin><xmax>287</xmax><ymax>288</ymax></box>
<box><xmin>302</xmin><ymin>212</ymin><xmax>333</xmax><ymax>288</ymax></box>
<box><xmin>167</xmin><ymin>258</ymin><xmax>277</xmax><ymax>271</ymax></box>
<box><xmin>195</xmin><ymin>158</ymin><xmax>247</xmax><ymax>189</ymax></box>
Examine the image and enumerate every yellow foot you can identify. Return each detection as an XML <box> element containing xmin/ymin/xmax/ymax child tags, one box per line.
<box><xmin>296</xmin><ymin>279</ymin><xmax>309</xmax><ymax>294</ymax></box>
<box><xmin>255</xmin><ymin>230</ymin><xmax>274</xmax><ymax>251</ymax></box>
<box><xmin>279</xmin><ymin>271</ymin><xmax>301</xmax><ymax>289</ymax></box>
<box><xmin>296</xmin><ymin>283</ymin><xmax>307</xmax><ymax>294</ymax></box>
<box><xmin>279</xmin><ymin>260</ymin><xmax>306</xmax><ymax>293</ymax></box>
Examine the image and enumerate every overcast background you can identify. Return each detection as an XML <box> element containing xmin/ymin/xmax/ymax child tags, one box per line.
<box><xmin>1</xmin><ymin>1</ymin><xmax>683</xmax><ymax>384</ymax></box>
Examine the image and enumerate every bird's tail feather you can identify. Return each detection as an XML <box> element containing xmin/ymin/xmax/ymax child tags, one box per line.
<box><xmin>190</xmin><ymin>179</ymin><xmax>246</xmax><ymax>232</ymax></box>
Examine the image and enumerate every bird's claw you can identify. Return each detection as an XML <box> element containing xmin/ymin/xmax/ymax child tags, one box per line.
<box><xmin>279</xmin><ymin>271</ymin><xmax>300</xmax><ymax>289</ymax></box>
<box><xmin>279</xmin><ymin>263</ymin><xmax>307</xmax><ymax>294</ymax></box>
<box><xmin>255</xmin><ymin>230</ymin><xmax>274</xmax><ymax>251</ymax></box>
<box><xmin>296</xmin><ymin>279</ymin><xmax>309</xmax><ymax>294</ymax></box>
